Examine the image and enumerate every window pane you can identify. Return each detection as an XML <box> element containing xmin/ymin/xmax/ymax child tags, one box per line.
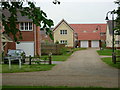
<box><xmin>20</xmin><ymin>22</ymin><xmax>24</xmax><ymax>30</ymax></box>
<box><xmin>29</xmin><ymin>22</ymin><xmax>32</xmax><ymax>30</ymax></box>
<box><xmin>60</xmin><ymin>30</ymin><xmax>62</xmax><ymax>34</ymax></box>
<box><xmin>115</xmin><ymin>41</ymin><xmax>119</xmax><ymax>44</ymax></box>
<box><xmin>65</xmin><ymin>30</ymin><xmax>67</xmax><ymax>34</ymax></box>
<box><xmin>63</xmin><ymin>30</ymin><xmax>64</xmax><ymax>34</ymax></box>
<box><xmin>25</xmin><ymin>22</ymin><xmax>28</xmax><ymax>30</ymax></box>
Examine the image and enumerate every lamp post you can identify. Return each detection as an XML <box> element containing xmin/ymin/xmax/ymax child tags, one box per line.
<box><xmin>53</xmin><ymin>0</ymin><xmax>60</xmax><ymax>4</ymax></box>
<box><xmin>105</xmin><ymin>10</ymin><xmax>116</xmax><ymax>64</ymax></box>
<box><xmin>96</xmin><ymin>25</ymin><xmax>102</xmax><ymax>50</ymax></box>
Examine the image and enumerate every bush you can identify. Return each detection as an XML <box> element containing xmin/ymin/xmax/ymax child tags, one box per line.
<box><xmin>59</xmin><ymin>47</ymin><xmax>68</xmax><ymax>55</ymax></box>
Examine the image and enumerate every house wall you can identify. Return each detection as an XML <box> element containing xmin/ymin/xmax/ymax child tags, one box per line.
<box><xmin>106</xmin><ymin>25</ymin><xmax>112</xmax><ymax>48</ymax></box>
<box><xmin>114</xmin><ymin>35</ymin><xmax>120</xmax><ymax>47</ymax></box>
<box><xmin>106</xmin><ymin>25</ymin><xmax>120</xmax><ymax>48</ymax></box>
<box><xmin>4</xmin><ymin>23</ymin><xmax>41</xmax><ymax>56</ymax></box>
<box><xmin>54</xmin><ymin>22</ymin><xmax>74</xmax><ymax>47</ymax></box>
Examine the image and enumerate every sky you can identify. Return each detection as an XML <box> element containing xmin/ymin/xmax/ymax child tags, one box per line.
<box><xmin>33</xmin><ymin>0</ymin><xmax>118</xmax><ymax>26</ymax></box>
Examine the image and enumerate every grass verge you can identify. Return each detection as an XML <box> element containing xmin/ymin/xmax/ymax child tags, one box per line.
<box><xmin>41</xmin><ymin>48</ymin><xmax>86</xmax><ymax>61</ymax></box>
<box><xmin>101</xmin><ymin>57</ymin><xmax>120</xmax><ymax>69</ymax></box>
<box><xmin>97</xmin><ymin>49</ymin><xmax>112</xmax><ymax>56</ymax></box>
<box><xmin>97</xmin><ymin>49</ymin><xmax>120</xmax><ymax>56</ymax></box>
<box><xmin>1</xmin><ymin>64</ymin><xmax>55</xmax><ymax>73</ymax></box>
<box><xmin>2</xmin><ymin>86</ymin><xmax>119</xmax><ymax>90</ymax></box>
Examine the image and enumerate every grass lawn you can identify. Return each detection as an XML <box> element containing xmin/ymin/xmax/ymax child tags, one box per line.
<box><xmin>41</xmin><ymin>48</ymin><xmax>87</xmax><ymax>61</ymax></box>
<box><xmin>97</xmin><ymin>49</ymin><xmax>112</xmax><ymax>56</ymax></box>
<box><xmin>101</xmin><ymin>57</ymin><xmax>120</xmax><ymax>69</ymax></box>
<box><xmin>1</xmin><ymin>64</ymin><xmax>55</xmax><ymax>73</ymax></box>
<box><xmin>97</xmin><ymin>49</ymin><xmax>120</xmax><ymax>69</ymax></box>
<box><xmin>2</xmin><ymin>86</ymin><xmax>119</xmax><ymax>90</ymax></box>
<box><xmin>97</xmin><ymin>49</ymin><xmax>120</xmax><ymax>56</ymax></box>
<box><xmin>41</xmin><ymin>53</ymin><xmax>71</xmax><ymax>61</ymax></box>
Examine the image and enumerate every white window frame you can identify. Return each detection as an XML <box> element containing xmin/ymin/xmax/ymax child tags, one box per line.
<box><xmin>115</xmin><ymin>41</ymin><xmax>120</xmax><ymax>44</ymax></box>
<box><xmin>19</xmin><ymin>22</ymin><xmax>33</xmax><ymax>31</ymax></box>
<box><xmin>60</xmin><ymin>40</ymin><xmax>67</xmax><ymax>44</ymax></box>
<box><xmin>60</xmin><ymin>30</ymin><xmax>67</xmax><ymax>35</ymax></box>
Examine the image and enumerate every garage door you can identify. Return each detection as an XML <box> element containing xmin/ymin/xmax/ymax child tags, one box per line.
<box><xmin>16</xmin><ymin>42</ymin><xmax>34</xmax><ymax>56</ymax></box>
<box><xmin>91</xmin><ymin>40</ymin><xmax>99</xmax><ymax>47</ymax></box>
<box><xmin>81</xmin><ymin>41</ymin><xmax>88</xmax><ymax>48</ymax></box>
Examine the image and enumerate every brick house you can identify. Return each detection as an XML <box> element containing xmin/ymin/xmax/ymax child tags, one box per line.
<box><xmin>40</xmin><ymin>30</ymin><xmax>53</xmax><ymax>44</ymax></box>
<box><xmin>70</xmin><ymin>24</ymin><xmax>107</xmax><ymax>48</ymax></box>
<box><xmin>106</xmin><ymin>20</ymin><xmax>120</xmax><ymax>49</ymax></box>
<box><xmin>2</xmin><ymin>9</ymin><xmax>41</xmax><ymax>56</ymax></box>
<box><xmin>53</xmin><ymin>19</ymin><xmax>107</xmax><ymax>48</ymax></box>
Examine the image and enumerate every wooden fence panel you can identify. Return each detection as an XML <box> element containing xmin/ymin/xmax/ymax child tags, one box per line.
<box><xmin>41</xmin><ymin>43</ymin><xmax>65</xmax><ymax>55</ymax></box>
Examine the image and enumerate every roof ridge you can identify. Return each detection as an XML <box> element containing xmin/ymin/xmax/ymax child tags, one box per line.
<box><xmin>53</xmin><ymin>19</ymin><xmax>74</xmax><ymax>31</ymax></box>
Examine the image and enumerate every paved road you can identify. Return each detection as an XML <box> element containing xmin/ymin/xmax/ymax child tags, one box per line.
<box><xmin>2</xmin><ymin>49</ymin><xmax>119</xmax><ymax>88</ymax></box>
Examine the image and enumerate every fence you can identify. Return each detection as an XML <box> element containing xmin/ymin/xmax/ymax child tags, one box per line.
<box><xmin>27</xmin><ymin>55</ymin><xmax>52</xmax><ymax>65</ymax></box>
<box><xmin>41</xmin><ymin>43</ymin><xmax>65</xmax><ymax>55</ymax></box>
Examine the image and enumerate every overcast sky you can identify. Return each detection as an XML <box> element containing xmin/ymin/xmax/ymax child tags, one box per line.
<box><xmin>34</xmin><ymin>0</ymin><xmax>118</xmax><ymax>26</ymax></box>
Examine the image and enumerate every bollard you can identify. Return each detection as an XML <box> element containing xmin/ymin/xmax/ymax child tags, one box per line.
<box><xmin>29</xmin><ymin>55</ymin><xmax>32</xmax><ymax>65</ymax></box>
<box><xmin>49</xmin><ymin>55</ymin><xmax>52</xmax><ymax>65</ymax></box>
<box><xmin>8</xmin><ymin>57</ymin><xmax>11</xmax><ymax>70</ymax></box>
<box><xmin>19</xmin><ymin>56</ymin><xmax>22</xmax><ymax>69</ymax></box>
<box><xmin>49</xmin><ymin>53</ymin><xmax>52</xmax><ymax>65</ymax></box>
<box><xmin>112</xmin><ymin>53</ymin><xmax>116</xmax><ymax>64</ymax></box>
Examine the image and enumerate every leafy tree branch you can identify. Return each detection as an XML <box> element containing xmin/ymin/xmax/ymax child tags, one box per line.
<box><xmin>1</xmin><ymin>1</ymin><xmax>54</xmax><ymax>41</ymax></box>
<box><xmin>114</xmin><ymin>0</ymin><xmax>120</xmax><ymax>35</ymax></box>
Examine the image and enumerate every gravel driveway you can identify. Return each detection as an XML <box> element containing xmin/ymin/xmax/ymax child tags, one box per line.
<box><xmin>2</xmin><ymin>49</ymin><xmax>119</xmax><ymax>88</ymax></box>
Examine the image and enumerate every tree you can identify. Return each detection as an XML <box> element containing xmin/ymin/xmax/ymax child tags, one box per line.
<box><xmin>1</xmin><ymin>1</ymin><xmax>54</xmax><ymax>42</ymax></box>
<box><xmin>114</xmin><ymin>0</ymin><xmax>120</xmax><ymax>35</ymax></box>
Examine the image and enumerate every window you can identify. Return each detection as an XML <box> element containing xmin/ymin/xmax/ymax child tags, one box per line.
<box><xmin>20</xmin><ymin>22</ymin><xmax>33</xmax><ymax>31</ymax></box>
<box><xmin>83</xmin><ymin>30</ymin><xmax>87</xmax><ymax>33</ymax></box>
<box><xmin>60</xmin><ymin>30</ymin><xmax>67</xmax><ymax>34</ymax></box>
<box><xmin>115</xmin><ymin>41</ymin><xmax>120</xmax><ymax>44</ymax></box>
<box><xmin>100</xmin><ymin>32</ymin><xmax>106</xmax><ymax>36</ymax></box>
<box><xmin>93</xmin><ymin>30</ymin><xmax>97</xmax><ymax>32</ymax></box>
<box><xmin>60</xmin><ymin>40</ymin><xmax>67</xmax><ymax>44</ymax></box>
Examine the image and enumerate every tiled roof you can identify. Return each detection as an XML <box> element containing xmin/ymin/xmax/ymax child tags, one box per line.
<box><xmin>2</xmin><ymin>9</ymin><xmax>32</xmax><ymax>22</ymax></box>
<box><xmin>53</xmin><ymin>19</ymin><xmax>74</xmax><ymax>31</ymax></box>
<box><xmin>70</xmin><ymin>24</ymin><xmax>107</xmax><ymax>40</ymax></box>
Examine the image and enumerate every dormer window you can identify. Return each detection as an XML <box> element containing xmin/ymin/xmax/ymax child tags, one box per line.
<box><xmin>60</xmin><ymin>30</ymin><xmax>67</xmax><ymax>34</ymax></box>
<box><xmin>20</xmin><ymin>22</ymin><xmax>33</xmax><ymax>31</ymax></box>
<box><xmin>83</xmin><ymin>30</ymin><xmax>87</xmax><ymax>33</ymax></box>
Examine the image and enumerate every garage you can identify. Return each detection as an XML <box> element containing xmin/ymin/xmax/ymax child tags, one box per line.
<box><xmin>16</xmin><ymin>42</ymin><xmax>34</xmax><ymax>56</ymax></box>
<box><xmin>91</xmin><ymin>40</ymin><xmax>99</xmax><ymax>48</ymax></box>
<box><xmin>80</xmin><ymin>40</ymin><xmax>88</xmax><ymax>48</ymax></box>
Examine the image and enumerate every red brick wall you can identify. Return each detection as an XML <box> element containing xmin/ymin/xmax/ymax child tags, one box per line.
<box><xmin>17</xmin><ymin>23</ymin><xmax>34</xmax><ymax>41</ymax></box>
<box><xmin>35</xmin><ymin>26</ymin><xmax>41</xmax><ymax>56</ymax></box>
<box><xmin>4</xmin><ymin>23</ymin><xmax>41</xmax><ymax>56</ymax></box>
<box><xmin>4</xmin><ymin>23</ymin><xmax>35</xmax><ymax>53</ymax></box>
<box><xmin>19</xmin><ymin>31</ymin><xmax>34</xmax><ymax>41</ymax></box>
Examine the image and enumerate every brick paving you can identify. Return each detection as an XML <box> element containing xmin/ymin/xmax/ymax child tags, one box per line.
<box><xmin>2</xmin><ymin>49</ymin><xmax>119</xmax><ymax>88</ymax></box>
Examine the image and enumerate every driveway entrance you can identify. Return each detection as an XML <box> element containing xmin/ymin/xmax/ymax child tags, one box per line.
<box><xmin>2</xmin><ymin>49</ymin><xmax>119</xmax><ymax>88</ymax></box>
